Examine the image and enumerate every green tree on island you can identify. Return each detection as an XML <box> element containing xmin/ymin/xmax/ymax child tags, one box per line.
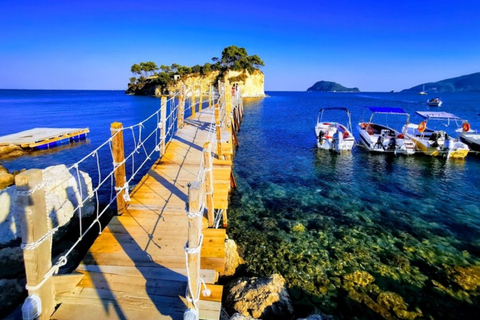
<box><xmin>126</xmin><ymin>45</ymin><xmax>264</xmax><ymax>95</ymax></box>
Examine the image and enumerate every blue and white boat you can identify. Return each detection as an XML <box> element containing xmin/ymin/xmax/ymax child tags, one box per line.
<box><xmin>357</xmin><ymin>107</ymin><xmax>416</xmax><ymax>155</ymax></box>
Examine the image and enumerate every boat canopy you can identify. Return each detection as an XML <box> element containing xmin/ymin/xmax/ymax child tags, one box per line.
<box><xmin>319</xmin><ymin>107</ymin><xmax>351</xmax><ymax>113</ymax></box>
<box><xmin>416</xmin><ymin>111</ymin><xmax>461</xmax><ymax>120</ymax></box>
<box><xmin>367</xmin><ymin>106</ymin><xmax>407</xmax><ymax>114</ymax></box>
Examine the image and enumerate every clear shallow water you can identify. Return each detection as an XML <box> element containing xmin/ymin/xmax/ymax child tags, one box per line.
<box><xmin>229</xmin><ymin>92</ymin><xmax>480</xmax><ymax>319</ymax></box>
<box><xmin>1</xmin><ymin>90</ymin><xmax>480</xmax><ymax>319</ymax></box>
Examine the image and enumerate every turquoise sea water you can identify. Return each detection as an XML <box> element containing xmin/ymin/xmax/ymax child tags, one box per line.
<box><xmin>1</xmin><ymin>90</ymin><xmax>480</xmax><ymax>319</ymax></box>
<box><xmin>229</xmin><ymin>91</ymin><xmax>480</xmax><ymax>319</ymax></box>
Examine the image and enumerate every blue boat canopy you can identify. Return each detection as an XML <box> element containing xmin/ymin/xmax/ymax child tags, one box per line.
<box><xmin>367</xmin><ymin>106</ymin><xmax>407</xmax><ymax>114</ymax></box>
<box><xmin>319</xmin><ymin>107</ymin><xmax>351</xmax><ymax>113</ymax></box>
<box><xmin>416</xmin><ymin>111</ymin><xmax>461</xmax><ymax>120</ymax></box>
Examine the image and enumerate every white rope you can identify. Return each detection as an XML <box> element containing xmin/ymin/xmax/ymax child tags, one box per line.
<box><xmin>21</xmin><ymin>226</ymin><xmax>59</xmax><ymax>250</ymax></box>
<box><xmin>183</xmin><ymin>233</ymin><xmax>211</xmax><ymax>312</ymax></box>
<box><xmin>25</xmin><ymin>256</ymin><xmax>67</xmax><ymax>291</ymax></box>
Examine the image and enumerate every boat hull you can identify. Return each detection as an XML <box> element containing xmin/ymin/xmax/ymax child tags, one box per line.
<box><xmin>315</xmin><ymin>122</ymin><xmax>354</xmax><ymax>152</ymax></box>
<box><xmin>459</xmin><ymin>133</ymin><xmax>480</xmax><ymax>152</ymax></box>
<box><xmin>404</xmin><ymin>124</ymin><xmax>469</xmax><ymax>159</ymax></box>
<box><xmin>357</xmin><ymin>123</ymin><xmax>415</xmax><ymax>155</ymax></box>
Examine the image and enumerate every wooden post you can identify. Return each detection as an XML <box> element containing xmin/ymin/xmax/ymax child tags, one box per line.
<box><xmin>16</xmin><ymin>169</ymin><xmax>55</xmax><ymax>320</ymax></box>
<box><xmin>231</xmin><ymin>118</ymin><xmax>239</xmax><ymax>148</ymax></box>
<box><xmin>191</xmin><ymin>86</ymin><xmax>196</xmax><ymax>117</ymax></box>
<box><xmin>222</xmin><ymin>209</ymin><xmax>228</xmax><ymax>228</ymax></box>
<box><xmin>203</xmin><ymin>143</ymin><xmax>214</xmax><ymax>227</ymax></box>
<box><xmin>198</xmin><ymin>83</ymin><xmax>203</xmax><ymax>112</ymax></box>
<box><xmin>208</xmin><ymin>85</ymin><xmax>212</xmax><ymax>109</ymax></box>
<box><xmin>111</xmin><ymin>122</ymin><xmax>127</xmax><ymax>214</ymax></box>
<box><xmin>186</xmin><ymin>180</ymin><xmax>203</xmax><ymax>311</ymax></box>
<box><xmin>160</xmin><ymin>96</ymin><xmax>167</xmax><ymax>155</ymax></box>
<box><xmin>177</xmin><ymin>85</ymin><xmax>185</xmax><ymax>129</ymax></box>
<box><xmin>226</xmin><ymin>82</ymin><xmax>233</xmax><ymax>116</ymax></box>
<box><xmin>215</xmin><ymin>104</ymin><xmax>222</xmax><ymax>158</ymax></box>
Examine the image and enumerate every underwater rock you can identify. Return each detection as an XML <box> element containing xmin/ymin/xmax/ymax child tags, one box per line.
<box><xmin>343</xmin><ymin>270</ymin><xmax>375</xmax><ymax>287</ymax></box>
<box><xmin>292</xmin><ymin>222</ymin><xmax>306</xmax><ymax>233</ymax></box>
<box><xmin>223</xmin><ymin>238</ymin><xmax>245</xmax><ymax>277</ymax></box>
<box><xmin>224</xmin><ymin>274</ymin><xmax>295</xmax><ymax>320</ymax></box>
<box><xmin>377</xmin><ymin>292</ymin><xmax>422</xmax><ymax>320</ymax></box>
<box><xmin>452</xmin><ymin>265</ymin><xmax>480</xmax><ymax>291</ymax></box>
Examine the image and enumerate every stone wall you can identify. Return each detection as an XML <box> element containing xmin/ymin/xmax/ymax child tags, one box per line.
<box><xmin>0</xmin><ymin>164</ymin><xmax>95</xmax><ymax>245</ymax></box>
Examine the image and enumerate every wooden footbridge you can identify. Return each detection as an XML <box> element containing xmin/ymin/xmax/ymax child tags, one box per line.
<box><xmin>14</xmin><ymin>82</ymin><xmax>243</xmax><ymax>320</ymax></box>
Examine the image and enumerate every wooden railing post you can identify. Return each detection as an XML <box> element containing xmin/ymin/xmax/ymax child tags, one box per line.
<box><xmin>178</xmin><ymin>85</ymin><xmax>185</xmax><ymax>129</ymax></box>
<box><xmin>226</xmin><ymin>82</ymin><xmax>232</xmax><ymax>116</ymax></box>
<box><xmin>191</xmin><ymin>86</ymin><xmax>196</xmax><ymax>117</ymax></box>
<box><xmin>203</xmin><ymin>143</ymin><xmax>214</xmax><ymax>227</ymax></box>
<box><xmin>186</xmin><ymin>180</ymin><xmax>203</xmax><ymax>312</ymax></box>
<box><xmin>16</xmin><ymin>169</ymin><xmax>55</xmax><ymax>320</ymax></box>
<box><xmin>111</xmin><ymin>122</ymin><xmax>127</xmax><ymax>214</ymax></box>
<box><xmin>198</xmin><ymin>83</ymin><xmax>203</xmax><ymax>112</ymax></box>
<box><xmin>208</xmin><ymin>85</ymin><xmax>212</xmax><ymax>109</ymax></box>
<box><xmin>215</xmin><ymin>103</ymin><xmax>222</xmax><ymax>158</ymax></box>
<box><xmin>160</xmin><ymin>96</ymin><xmax>167</xmax><ymax>155</ymax></box>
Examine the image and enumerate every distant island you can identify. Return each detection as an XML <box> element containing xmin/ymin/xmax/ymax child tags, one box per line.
<box><xmin>401</xmin><ymin>72</ymin><xmax>480</xmax><ymax>93</ymax></box>
<box><xmin>307</xmin><ymin>81</ymin><xmax>360</xmax><ymax>92</ymax></box>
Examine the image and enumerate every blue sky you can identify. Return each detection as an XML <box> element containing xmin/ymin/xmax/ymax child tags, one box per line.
<box><xmin>1</xmin><ymin>0</ymin><xmax>479</xmax><ymax>92</ymax></box>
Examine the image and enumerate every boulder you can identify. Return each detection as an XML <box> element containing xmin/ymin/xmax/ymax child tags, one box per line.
<box><xmin>0</xmin><ymin>145</ymin><xmax>25</xmax><ymax>160</ymax></box>
<box><xmin>0</xmin><ymin>165</ymin><xmax>15</xmax><ymax>190</ymax></box>
<box><xmin>224</xmin><ymin>274</ymin><xmax>295</xmax><ymax>320</ymax></box>
<box><xmin>0</xmin><ymin>164</ymin><xmax>95</xmax><ymax>245</ymax></box>
<box><xmin>223</xmin><ymin>238</ymin><xmax>245</xmax><ymax>277</ymax></box>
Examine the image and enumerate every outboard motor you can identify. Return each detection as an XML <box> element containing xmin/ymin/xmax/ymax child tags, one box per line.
<box><xmin>388</xmin><ymin>137</ymin><xmax>397</xmax><ymax>150</ymax></box>
<box><xmin>318</xmin><ymin>131</ymin><xmax>325</xmax><ymax>145</ymax></box>
<box><xmin>375</xmin><ymin>135</ymin><xmax>384</xmax><ymax>149</ymax></box>
<box><xmin>429</xmin><ymin>132</ymin><xmax>439</xmax><ymax>148</ymax></box>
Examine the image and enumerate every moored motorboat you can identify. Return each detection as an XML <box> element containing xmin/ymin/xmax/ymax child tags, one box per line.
<box><xmin>426</xmin><ymin>97</ymin><xmax>442</xmax><ymax>107</ymax></box>
<box><xmin>315</xmin><ymin>107</ymin><xmax>355</xmax><ymax>152</ymax></box>
<box><xmin>357</xmin><ymin>107</ymin><xmax>416</xmax><ymax>155</ymax></box>
<box><xmin>458</xmin><ymin>121</ymin><xmax>480</xmax><ymax>153</ymax></box>
<box><xmin>403</xmin><ymin>111</ymin><xmax>469</xmax><ymax>159</ymax></box>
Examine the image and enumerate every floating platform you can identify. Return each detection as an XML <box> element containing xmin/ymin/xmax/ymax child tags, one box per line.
<box><xmin>0</xmin><ymin>127</ymin><xmax>89</xmax><ymax>149</ymax></box>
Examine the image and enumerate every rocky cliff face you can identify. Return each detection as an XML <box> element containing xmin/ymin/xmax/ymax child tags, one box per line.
<box><xmin>154</xmin><ymin>69</ymin><xmax>265</xmax><ymax>98</ymax></box>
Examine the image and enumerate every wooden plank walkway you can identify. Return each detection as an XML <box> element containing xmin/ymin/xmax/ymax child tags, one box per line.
<box><xmin>52</xmin><ymin>107</ymin><xmax>233</xmax><ymax>320</ymax></box>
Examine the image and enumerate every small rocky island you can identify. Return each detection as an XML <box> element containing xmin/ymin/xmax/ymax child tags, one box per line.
<box><xmin>307</xmin><ymin>80</ymin><xmax>360</xmax><ymax>92</ymax></box>
<box><xmin>126</xmin><ymin>45</ymin><xmax>266</xmax><ymax>98</ymax></box>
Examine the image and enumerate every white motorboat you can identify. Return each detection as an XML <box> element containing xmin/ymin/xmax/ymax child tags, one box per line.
<box><xmin>403</xmin><ymin>111</ymin><xmax>470</xmax><ymax>159</ymax></box>
<box><xmin>458</xmin><ymin>121</ymin><xmax>480</xmax><ymax>153</ymax></box>
<box><xmin>357</xmin><ymin>107</ymin><xmax>416</xmax><ymax>155</ymax></box>
<box><xmin>315</xmin><ymin>107</ymin><xmax>355</xmax><ymax>152</ymax></box>
<box><xmin>426</xmin><ymin>97</ymin><xmax>442</xmax><ymax>107</ymax></box>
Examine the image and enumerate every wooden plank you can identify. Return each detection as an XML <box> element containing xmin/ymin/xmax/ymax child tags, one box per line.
<box><xmin>76</xmin><ymin>264</ymin><xmax>218</xmax><ymax>284</ymax></box>
<box><xmin>53</xmin><ymin>272</ymin><xmax>85</xmax><ymax>294</ymax></box>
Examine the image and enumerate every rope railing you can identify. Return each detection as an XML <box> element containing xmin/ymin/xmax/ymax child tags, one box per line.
<box><xmin>16</xmin><ymin>89</ymin><xmax>188</xmax><ymax>318</ymax></box>
<box><xmin>184</xmin><ymin>81</ymin><xmax>244</xmax><ymax>319</ymax></box>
